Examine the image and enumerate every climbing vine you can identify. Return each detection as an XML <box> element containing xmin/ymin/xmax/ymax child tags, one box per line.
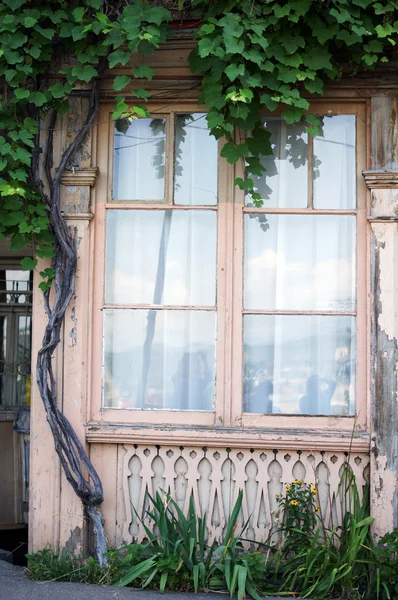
<box><xmin>0</xmin><ymin>0</ymin><xmax>396</xmax><ymax>564</ymax></box>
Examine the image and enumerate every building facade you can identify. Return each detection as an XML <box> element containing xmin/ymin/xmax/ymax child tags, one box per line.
<box><xmin>23</xmin><ymin>40</ymin><xmax>398</xmax><ymax>554</ymax></box>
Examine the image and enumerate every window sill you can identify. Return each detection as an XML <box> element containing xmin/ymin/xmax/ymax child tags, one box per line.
<box><xmin>86</xmin><ymin>421</ymin><xmax>370</xmax><ymax>452</ymax></box>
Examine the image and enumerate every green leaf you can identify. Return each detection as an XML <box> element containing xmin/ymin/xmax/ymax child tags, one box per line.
<box><xmin>225</xmin><ymin>63</ymin><xmax>245</xmax><ymax>81</ymax></box>
<box><xmin>132</xmin><ymin>65</ymin><xmax>154</xmax><ymax>80</ymax></box>
<box><xmin>72</xmin><ymin>7</ymin><xmax>85</xmax><ymax>22</ymax></box>
<box><xmin>29</xmin><ymin>92</ymin><xmax>47</xmax><ymax>107</ymax></box>
<box><xmin>24</xmin><ymin>16</ymin><xmax>38</xmax><ymax>27</ymax></box>
<box><xmin>35</xmin><ymin>26</ymin><xmax>55</xmax><ymax>40</ymax></box>
<box><xmin>114</xmin><ymin>76</ymin><xmax>131</xmax><ymax>91</ymax></box>
<box><xmin>19</xmin><ymin>222</ymin><xmax>33</xmax><ymax>234</ymax></box>
<box><xmin>3</xmin><ymin>50</ymin><xmax>24</xmax><ymax>64</ymax></box>
<box><xmin>133</xmin><ymin>88</ymin><xmax>150</xmax><ymax>100</ymax></box>
<box><xmin>221</xmin><ymin>142</ymin><xmax>248</xmax><ymax>164</ymax></box>
<box><xmin>48</xmin><ymin>82</ymin><xmax>72</xmax><ymax>99</ymax></box>
<box><xmin>132</xmin><ymin>105</ymin><xmax>149</xmax><ymax>118</ymax></box>
<box><xmin>199</xmin><ymin>23</ymin><xmax>215</xmax><ymax>35</ymax></box>
<box><xmin>112</xmin><ymin>98</ymin><xmax>129</xmax><ymax>120</ymax></box>
<box><xmin>108</xmin><ymin>49</ymin><xmax>131</xmax><ymax>69</ymax></box>
<box><xmin>234</xmin><ymin>177</ymin><xmax>255</xmax><ymax>191</ymax></box>
<box><xmin>12</xmin><ymin>147</ymin><xmax>31</xmax><ymax>165</ymax></box>
<box><xmin>224</xmin><ymin>36</ymin><xmax>245</xmax><ymax>54</ymax></box>
<box><xmin>39</xmin><ymin>280</ymin><xmax>52</xmax><ymax>292</ymax></box>
<box><xmin>71</xmin><ymin>65</ymin><xmax>98</xmax><ymax>83</ymax></box>
<box><xmin>14</xmin><ymin>88</ymin><xmax>30</xmax><ymax>100</ymax></box>
<box><xmin>219</xmin><ymin>13</ymin><xmax>244</xmax><ymax>37</ymax></box>
<box><xmin>274</xmin><ymin>4</ymin><xmax>291</xmax><ymax>17</ymax></box>
<box><xmin>20</xmin><ymin>257</ymin><xmax>37</xmax><ymax>271</ymax></box>
<box><xmin>147</xmin><ymin>6</ymin><xmax>171</xmax><ymax>26</ymax></box>
<box><xmin>3</xmin><ymin>0</ymin><xmax>25</xmax><ymax>10</ymax></box>
<box><xmin>197</xmin><ymin>37</ymin><xmax>217</xmax><ymax>58</ymax></box>
<box><xmin>282</xmin><ymin>106</ymin><xmax>304</xmax><ymax>124</ymax></box>
<box><xmin>36</xmin><ymin>244</ymin><xmax>55</xmax><ymax>259</ymax></box>
<box><xmin>303</xmin><ymin>48</ymin><xmax>332</xmax><ymax>70</ymax></box>
<box><xmin>206</xmin><ymin>110</ymin><xmax>224</xmax><ymax>129</ymax></box>
<box><xmin>39</xmin><ymin>267</ymin><xmax>55</xmax><ymax>279</ymax></box>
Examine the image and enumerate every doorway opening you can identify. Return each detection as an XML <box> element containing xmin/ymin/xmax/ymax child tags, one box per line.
<box><xmin>0</xmin><ymin>267</ymin><xmax>32</xmax><ymax>566</ymax></box>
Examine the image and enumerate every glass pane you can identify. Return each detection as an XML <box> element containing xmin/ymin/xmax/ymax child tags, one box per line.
<box><xmin>16</xmin><ymin>315</ymin><xmax>31</xmax><ymax>405</ymax></box>
<box><xmin>0</xmin><ymin>270</ymin><xmax>31</xmax><ymax>304</ymax></box>
<box><xmin>103</xmin><ymin>309</ymin><xmax>216</xmax><ymax>410</ymax></box>
<box><xmin>113</xmin><ymin>118</ymin><xmax>166</xmax><ymax>201</ymax></box>
<box><xmin>0</xmin><ymin>316</ymin><xmax>6</xmax><ymax>406</ymax></box>
<box><xmin>243</xmin><ymin>315</ymin><xmax>355</xmax><ymax>415</ymax></box>
<box><xmin>244</xmin><ymin>214</ymin><xmax>356</xmax><ymax>311</ymax></box>
<box><xmin>106</xmin><ymin>210</ymin><xmax>217</xmax><ymax>307</ymax></box>
<box><xmin>174</xmin><ymin>113</ymin><xmax>218</xmax><ymax>206</ymax></box>
<box><xmin>247</xmin><ymin>119</ymin><xmax>308</xmax><ymax>208</ymax></box>
<box><xmin>314</xmin><ymin>115</ymin><xmax>356</xmax><ymax>209</ymax></box>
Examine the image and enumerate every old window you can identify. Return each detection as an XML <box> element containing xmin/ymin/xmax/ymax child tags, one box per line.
<box><xmin>93</xmin><ymin>101</ymin><xmax>366</xmax><ymax>432</ymax></box>
<box><xmin>0</xmin><ymin>268</ymin><xmax>32</xmax><ymax>409</ymax></box>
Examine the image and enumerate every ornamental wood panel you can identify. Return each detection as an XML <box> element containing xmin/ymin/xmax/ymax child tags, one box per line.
<box><xmin>94</xmin><ymin>444</ymin><xmax>370</xmax><ymax>547</ymax></box>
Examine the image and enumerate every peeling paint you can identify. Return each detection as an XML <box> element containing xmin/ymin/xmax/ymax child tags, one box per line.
<box><xmin>70</xmin><ymin>307</ymin><xmax>77</xmax><ymax>347</ymax></box>
<box><xmin>377</xmin><ymin>224</ymin><xmax>398</xmax><ymax>341</ymax></box>
<box><xmin>62</xmin><ymin>525</ymin><xmax>82</xmax><ymax>557</ymax></box>
<box><xmin>372</xmin><ymin>226</ymin><xmax>398</xmax><ymax>532</ymax></box>
<box><xmin>371</xmin><ymin>455</ymin><xmax>396</xmax><ymax>537</ymax></box>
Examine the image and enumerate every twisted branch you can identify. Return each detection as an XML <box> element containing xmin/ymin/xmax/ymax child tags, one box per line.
<box><xmin>31</xmin><ymin>66</ymin><xmax>108</xmax><ymax>564</ymax></box>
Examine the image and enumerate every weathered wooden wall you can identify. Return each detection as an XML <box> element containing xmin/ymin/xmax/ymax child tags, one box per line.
<box><xmin>365</xmin><ymin>96</ymin><xmax>398</xmax><ymax>535</ymax></box>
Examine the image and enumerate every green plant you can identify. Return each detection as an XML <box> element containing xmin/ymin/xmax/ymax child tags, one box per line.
<box><xmin>114</xmin><ymin>489</ymin><xmax>271</xmax><ymax>600</ymax></box>
<box><xmin>272</xmin><ymin>467</ymin><xmax>374</xmax><ymax>599</ymax></box>
<box><xmin>276</xmin><ymin>478</ymin><xmax>319</xmax><ymax>554</ymax></box>
<box><xmin>26</xmin><ymin>548</ymin><xmax>114</xmax><ymax>585</ymax></box>
<box><xmin>364</xmin><ymin>529</ymin><xmax>398</xmax><ymax>600</ymax></box>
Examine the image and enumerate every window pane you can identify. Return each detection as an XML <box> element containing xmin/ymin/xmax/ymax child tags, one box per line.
<box><xmin>247</xmin><ymin>119</ymin><xmax>308</xmax><ymax>208</ymax></box>
<box><xmin>174</xmin><ymin>113</ymin><xmax>218</xmax><ymax>206</ymax></box>
<box><xmin>113</xmin><ymin>118</ymin><xmax>166</xmax><ymax>201</ymax></box>
<box><xmin>16</xmin><ymin>315</ymin><xmax>31</xmax><ymax>405</ymax></box>
<box><xmin>106</xmin><ymin>210</ymin><xmax>217</xmax><ymax>306</ymax></box>
<box><xmin>314</xmin><ymin>115</ymin><xmax>356</xmax><ymax>209</ymax></box>
<box><xmin>0</xmin><ymin>316</ymin><xmax>6</xmax><ymax>406</ymax></box>
<box><xmin>0</xmin><ymin>270</ymin><xmax>31</xmax><ymax>304</ymax></box>
<box><xmin>244</xmin><ymin>214</ymin><xmax>356</xmax><ymax>311</ymax></box>
<box><xmin>243</xmin><ymin>315</ymin><xmax>355</xmax><ymax>415</ymax></box>
<box><xmin>103</xmin><ymin>309</ymin><xmax>216</xmax><ymax>411</ymax></box>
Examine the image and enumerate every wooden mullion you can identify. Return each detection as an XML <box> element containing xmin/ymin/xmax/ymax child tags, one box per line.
<box><xmin>167</xmin><ymin>111</ymin><xmax>175</xmax><ymax>206</ymax></box>
<box><xmin>307</xmin><ymin>131</ymin><xmax>314</xmax><ymax>209</ymax></box>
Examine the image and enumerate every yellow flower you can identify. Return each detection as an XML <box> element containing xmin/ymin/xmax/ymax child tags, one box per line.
<box><xmin>294</xmin><ymin>479</ymin><xmax>301</xmax><ymax>484</ymax></box>
<box><xmin>275</xmin><ymin>494</ymin><xmax>279</xmax><ymax>498</ymax></box>
<box><xmin>311</xmin><ymin>488</ymin><xmax>317</xmax><ymax>494</ymax></box>
<box><xmin>309</xmin><ymin>482</ymin><xmax>313</xmax><ymax>486</ymax></box>
<box><xmin>290</xmin><ymin>500</ymin><xmax>298</xmax><ymax>506</ymax></box>
<box><xmin>285</xmin><ymin>487</ymin><xmax>291</xmax><ymax>492</ymax></box>
<box><xmin>315</xmin><ymin>506</ymin><xmax>320</xmax><ymax>512</ymax></box>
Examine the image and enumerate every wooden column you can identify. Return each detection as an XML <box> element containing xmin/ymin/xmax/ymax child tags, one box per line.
<box><xmin>366</xmin><ymin>95</ymin><xmax>398</xmax><ymax>536</ymax></box>
<box><xmin>29</xmin><ymin>166</ymin><xmax>98</xmax><ymax>554</ymax></box>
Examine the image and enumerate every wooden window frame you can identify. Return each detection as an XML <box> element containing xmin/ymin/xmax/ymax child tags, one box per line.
<box><xmin>90</xmin><ymin>100</ymin><xmax>369</xmax><ymax>436</ymax></box>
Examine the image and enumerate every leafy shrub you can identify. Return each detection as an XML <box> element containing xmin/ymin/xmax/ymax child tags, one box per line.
<box><xmin>369</xmin><ymin>529</ymin><xmax>398</xmax><ymax>600</ymax></box>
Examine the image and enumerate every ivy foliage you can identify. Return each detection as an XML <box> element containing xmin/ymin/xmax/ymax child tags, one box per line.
<box><xmin>0</xmin><ymin>0</ymin><xmax>397</xmax><ymax>277</ymax></box>
<box><xmin>190</xmin><ymin>0</ymin><xmax>398</xmax><ymax>204</ymax></box>
<box><xmin>0</xmin><ymin>0</ymin><xmax>170</xmax><ymax>286</ymax></box>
